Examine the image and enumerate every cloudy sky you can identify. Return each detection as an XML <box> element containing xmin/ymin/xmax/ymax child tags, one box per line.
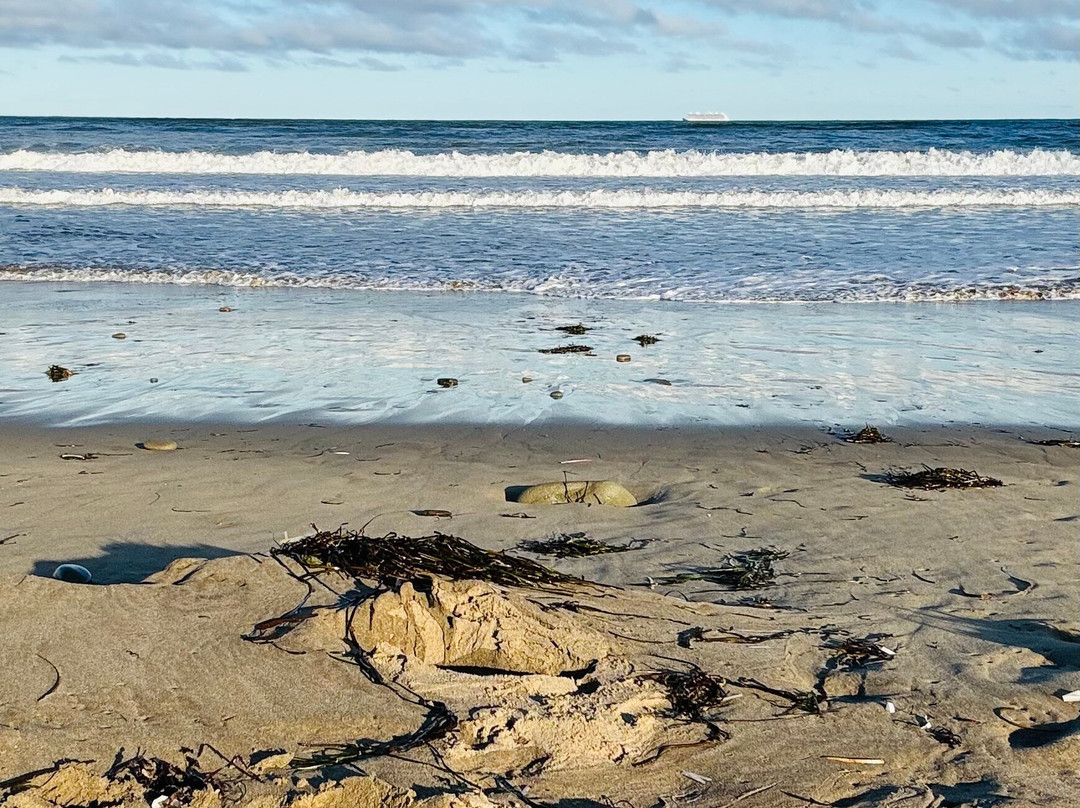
<box><xmin>0</xmin><ymin>0</ymin><xmax>1075</xmax><ymax>119</ymax></box>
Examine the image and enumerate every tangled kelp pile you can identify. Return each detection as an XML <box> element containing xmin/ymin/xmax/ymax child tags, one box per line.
<box><xmin>646</xmin><ymin>547</ymin><xmax>788</xmax><ymax>590</ymax></box>
<box><xmin>273</xmin><ymin>525</ymin><xmax>583</xmax><ymax>591</ymax></box>
<box><xmin>885</xmin><ymin>466</ymin><xmax>1003</xmax><ymax>490</ymax></box>
<box><xmin>554</xmin><ymin>323</ymin><xmax>590</xmax><ymax>336</ymax></box>
<box><xmin>518</xmin><ymin>532</ymin><xmax>647</xmax><ymax>558</ymax></box>
<box><xmin>538</xmin><ymin>344</ymin><xmax>593</xmax><ymax>355</ymax></box>
<box><xmin>843</xmin><ymin>425</ymin><xmax>892</xmax><ymax>444</ymax></box>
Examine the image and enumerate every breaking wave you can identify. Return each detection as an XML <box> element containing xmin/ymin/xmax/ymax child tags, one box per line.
<box><xmin>3</xmin><ymin>265</ymin><xmax>1077</xmax><ymax>303</ymax></box>
<box><xmin>2</xmin><ymin>187</ymin><xmax>1077</xmax><ymax>210</ymax></box>
<box><xmin>1</xmin><ymin>147</ymin><xmax>1077</xmax><ymax>177</ymax></box>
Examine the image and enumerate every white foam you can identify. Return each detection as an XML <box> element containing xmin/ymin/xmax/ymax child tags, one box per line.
<box><xmin>1</xmin><ymin>187</ymin><xmax>1076</xmax><ymax>210</ymax></box>
<box><xmin>1</xmin><ymin>147</ymin><xmax>1077</xmax><ymax>177</ymax></box>
<box><xmin>3</xmin><ymin>266</ymin><xmax>1076</xmax><ymax>302</ymax></box>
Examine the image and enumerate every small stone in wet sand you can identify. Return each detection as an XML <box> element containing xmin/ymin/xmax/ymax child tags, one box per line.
<box><xmin>522</xmin><ymin>376</ymin><xmax>534</xmax><ymax>383</ymax></box>
<box><xmin>437</xmin><ymin>378</ymin><xmax>459</xmax><ymax>388</ymax></box>
<box><xmin>549</xmin><ymin>390</ymin><xmax>563</xmax><ymax>399</ymax></box>
<box><xmin>46</xmin><ymin>365</ymin><xmax>74</xmax><ymax>382</ymax></box>
<box><xmin>645</xmin><ymin>378</ymin><xmax>672</xmax><ymax>386</ymax></box>
<box><xmin>111</xmin><ymin>333</ymin><xmax>126</xmax><ymax>340</ymax></box>
<box><xmin>634</xmin><ymin>334</ymin><xmax>660</xmax><ymax>346</ymax></box>
<box><xmin>616</xmin><ymin>354</ymin><xmax>631</xmax><ymax>362</ymax></box>
<box><xmin>140</xmin><ymin>440</ymin><xmax>178</xmax><ymax>451</ymax></box>
<box><xmin>219</xmin><ymin>306</ymin><xmax>234</xmax><ymax>312</ymax></box>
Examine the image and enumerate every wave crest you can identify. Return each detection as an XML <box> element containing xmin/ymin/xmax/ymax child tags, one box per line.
<box><xmin>1</xmin><ymin>147</ymin><xmax>1077</xmax><ymax>177</ymax></box>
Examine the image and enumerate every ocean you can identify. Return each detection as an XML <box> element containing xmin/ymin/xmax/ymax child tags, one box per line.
<box><xmin>1</xmin><ymin>117</ymin><xmax>1077</xmax><ymax>428</ymax></box>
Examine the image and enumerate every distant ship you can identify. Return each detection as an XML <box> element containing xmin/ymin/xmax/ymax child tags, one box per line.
<box><xmin>683</xmin><ymin>112</ymin><xmax>730</xmax><ymax>124</ymax></box>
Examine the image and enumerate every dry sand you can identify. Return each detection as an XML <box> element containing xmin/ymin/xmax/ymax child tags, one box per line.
<box><xmin>1</xmin><ymin>421</ymin><xmax>1077</xmax><ymax>807</ymax></box>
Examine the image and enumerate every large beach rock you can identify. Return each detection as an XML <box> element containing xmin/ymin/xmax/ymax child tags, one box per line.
<box><xmin>351</xmin><ymin>578</ymin><xmax>609</xmax><ymax>675</ymax></box>
<box><xmin>516</xmin><ymin>480</ymin><xmax>636</xmax><ymax>507</ymax></box>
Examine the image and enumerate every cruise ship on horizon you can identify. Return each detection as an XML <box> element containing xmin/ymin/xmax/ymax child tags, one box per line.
<box><xmin>683</xmin><ymin>112</ymin><xmax>730</xmax><ymax>124</ymax></box>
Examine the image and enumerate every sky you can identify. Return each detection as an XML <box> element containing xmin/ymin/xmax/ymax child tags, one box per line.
<box><xmin>0</xmin><ymin>0</ymin><xmax>1076</xmax><ymax>119</ymax></box>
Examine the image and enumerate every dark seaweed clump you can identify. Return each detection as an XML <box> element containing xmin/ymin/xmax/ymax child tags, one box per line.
<box><xmin>538</xmin><ymin>344</ymin><xmax>593</xmax><ymax>355</ymax></box>
<box><xmin>555</xmin><ymin>324</ymin><xmax>591</xmax><ymax>336</ymax></box>
<box><xmin>844</xmin><ymin>425</ymin><xmax>892</xmax><ymax>444</ymax></box>
<box><xmin>518</xmin><ymin>532</ymin><xmax>647</xmax><ymax>558</ymax></box>
<box><xmin>274</xmin><ymin>525</ymin><xmax>582</xmax><ymax>591</ymax></box>
<box><xmin>650</xmin><ymin>547</ymin><xmax>788</xmax><ymax>590</ymax></box>
<box><xmin>885</xmin><ymin>466</ymin><xmax>1002</xmax><ymax>490</ymax></box>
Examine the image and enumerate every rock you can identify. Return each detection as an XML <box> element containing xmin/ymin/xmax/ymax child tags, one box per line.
<box><xmin>140</xmin><ymin>440</ymin><xmax>178</xmax><ymax>451</ymax></box>
<box><xmin>46</xmin><ymin>365</ymin><xmax>74</xmax><ymax>382</ymax></box>
<box><xmin>149</xmin><ymin>378</ymin><xmax>158</xmax><ymax>383</ymax></box>
<box><xmin>645</xmin><ymin>378</ymin><xmax>672</xmax><ymax>386</ymax></box>
<box><xmin>549</xmin><ymin>390</ymin><xmax>563</xmax><ymax>399</ymax></box>
<box><xmin>616</xmin><ymin>354</ymin><xmax>631</xmax><ymax>362</ymax></box>
<box><xmin>52</xmin><ymin>564</ymin><xmax>92</xmax><ymax>584</ymax></box>
<box><xmin>218</xmin><ymin>306</ymin><xmax>234</xmax><ymax>312</ymax></box>
<box><xmin>111</xmin><ymin>332</ymin><xmax>126</xmax><ymax>339</ymax></box>
<box><xmin>437</xmin><ymin>378</ymin><xmax>459</xmax><ymax>388</ymax></box>
<box><xmin>522</xmin><ymin>376</ymin><xmax>534</xmax><ymax>383</ymax></box>
<box><xmin>516</xmin><ymin>480</ymin><xmax>636</xmax><ymax>507</ymax></box>
<box><xmin>353</xmin><ymin>578</ymin><xmax>609</xmax><ymax>675</ymax></box>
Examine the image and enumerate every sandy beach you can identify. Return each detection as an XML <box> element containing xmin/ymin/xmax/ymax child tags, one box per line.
<box><xmin>2</xmin><ymin>421</ymin><xmax>1076</xmax><ymax>807</ymax></box>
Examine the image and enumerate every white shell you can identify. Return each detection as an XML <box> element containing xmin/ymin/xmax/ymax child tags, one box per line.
<box><xmin>52</xmin><ymin>564</ymin><xmax>92</xmax><ymax>584</ymax></box>
<box><xmin>1062</xmin><ymin>690</ymin><xmax>1080</xmax><ymax>703</ymax></box>
<box><xmin>884</xmin><ymin>701</ymin><xmax>896</xmax><ymax>714</ymax></box>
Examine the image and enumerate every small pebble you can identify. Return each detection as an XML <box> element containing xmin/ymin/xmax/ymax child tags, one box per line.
<box><xmin>53</xmin><ymin>564</ymin><xmax>92</xmax><ymax>584</ymax></box>
<box><xmin>616</xmin><ymin>354</ymin><xmax>631</xmax><ymax>363</ymax></box>
<box><xmin>522</xmin><ymin>376</ymin><xmax>534</xmax><ymax>383</ymax></box>
<box><xmin>549</xmin><ymin>390</ymin><xmax>563</xmax><ymax>399</ymax></box>
<box><xmin>111</xmin><ymin>333</ymin><xmax>126</xmax><ymax>339</ymax></box>
<box><xmin>141</xmin><ymin>440</ymin><xmax>178</xmax><ymax>451</ymax></box>
<box><xmin>149</xmin><ymin>378</ymin><xmax>159</xmax><ymax>383</ymax></box>
<box><xmin>437</xmin><ymin>378</ymin><xmax>459</xmax><ymax>388</ymax></box>
<box><xmin>219</xmin><ymin>306</ymin><xmax>234</xmax><ymax>313</ymax></box>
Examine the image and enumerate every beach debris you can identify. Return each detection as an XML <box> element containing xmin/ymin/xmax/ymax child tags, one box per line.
<box><xmin>1027</xmin><ymin>437</ymin><xmax>1080</xmax><ymax>448</ymax></box>
<box><xmin>46</xmin><ymin>365</ymin><xmax>74</xmax><ymax>382</ymax></box>
<box><xmin>634</xmin><ymin>668</ymin><xmax>732</xmax><ymax>764</ymax></box>
<box><xmin>140</xmin><ymin>440</ymin><xmax>179</xmax><ymax>451</ymax></box>
<box><xmin>844</xmin><ymin>425</ymin><xmax>892</xmax><ymax>444</ymax></box>
<box><xmin>515</xmin><ymin>480</ymin><xmax>637</xmax><ymax>507</ymax></box>
<box><xmin>518</xmin><ymin>532</ymin><xmax>647</xmax><ymax>558</ymax></box>
<box><xmin>822</xmin><ymin>756</ymin><xmax>884</xmax><ymax>765</ymax></box>
<box><xmin>106</xmin><ymin>750</ymin><xmax>241</xmax><ymax>805</ymax></box>
<box><xmin>924</xmin><ymin>723</ymin><xmax>963</xmax><ymax>748</ymax></box>
<box><xmin>539</xmin><ymin>344</ymin><xmax>593</xmax><ymax>355</ymax></box>
<box><xmin>955</xmin><ymin>569</ymin><xmax>1034</xmax><ymax>600</ymax></box>
<box><xmin>436</xmin><ymin>377</ymin><xmax>459</xmax><ymax>388</ymax></box>
<box><xmin>555</xmin><ymin>323</ymin><xmax>590</xmax><ymax>335</ymax></box>
<box><xmin>52</xmin><ymin>564</ymin><xmax>92</xmax><ymax>584</ymax></box>
<box><xmin>616</xmin><ymin>354</ymin><xmax>632</xmax><ymax>362</ymax></box>
<box><xmin>733</xmin><ymin>677</ymin><xmax>828</xmax><ymax>714</ymax></box>
<box><xmin>559</xmin><ymin>458</ymin><xmax>592</xmax><ymax>464</ymax></box>
<box><xmin>884</xmin><ymin>700</ymin><xmax>897</xmax><ymax>714</ymax></box>
<box><xmin>413</xmin><ymin>509</ymin><xmax>453</xmax><ymax>518</ymax></box>
<box><xmin>218</xmin><ymin>306</ymin><xmax>234</xmax><ymax>312</ymax></box>
<box><xmin>885</xmin><ymin>466</ymin><xmax>1003</xmax><ymax>490</ymax></box>
<box><xmin>681</xmin><ymin>771</ymin><xmax>712</xmax><ymax>784</ymax></box>
<box><xmin>59</xmin><ymin>452</ymin><xmax>98</xmax><ymax>461</ymax></box>
<box><xmin>1062</xmin><ymin>691</ymin><xmax>1080</xmax><ymax>703</ymax></box>
<box><xmin>679</xmin><ymin>627</ymin><xmax>795</xmax><ymax>647</ymax></box>
<box><xmin>522</xmin><ymin>376</ymin><xmax>534</xmax><ymax>383</ymax></box>
<box><xmin>111</xmin><ymin>332</ymin><xmax>126</xmax><ymax>339</ymax></box>
<box><xmin>645</xmin><ymin>378</ymin><xmax>672</xmax><ymax>386</ymax></box>
<box><xmin>824</xmin><ymin>637</ymin><xmax>896</xmax><ymax>670</ymax></box>
<box><xmin>633</xmin><ymin>334</ymin><xmax>659</xmax><ymax>346</ymax></box>
<box><xmin>274</xmin><ymin>525</ymin><xmax>584</xmax><ymax>591</ymax></box>
<box><xmin>500</xmin><ymin>512</ymin><xmax>536</xmax><ymax>519</ymax></box>
<box><xmin>646</xmin><ymin>547</ymin><xmax>788</xmax><ymax>590</ymax></box>
<box><xmin>150</xmin><ymin>377</ymin><xmax>159</xmax><ymax>383</ymax></box>
<box><xmin>549</xmin><ymin>390</ymin><xmax>563</xmax><ymax>399</ymax></box>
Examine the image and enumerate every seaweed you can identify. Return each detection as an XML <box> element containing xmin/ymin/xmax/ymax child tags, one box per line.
<box><xmin>1028</xmin><ymin>438</ymin><xmax>1080</xmax><ymax>448</ymax></box>
<box><xmin>518</xmin><ymin>532</ymin><xmax>647</xmax><ymax>558</ymax></box>
<box><xmin>555</xmin><ymin>324</ymin><xmax>591</xmax><ymax>335</ymax></box>
<box><xmin>733</xmin><ymin>677</ymin><xmax>828</xmax><ymax>715</ymax></box>
<box><xmin>824</xmin><ymin>637</ymin><xmax>895</xmax><ymax>670</ymax></box>
<box><xmin>633</xmin><ymin>334</ymin><xmax>659</xmax><ymax>346</ymax></box>
<box><xmin>106</xmin><ymin>749</ymin><xmax>244</xmax><ymax>805</ymax></box>
<box><xmin>634</xmin><ymin>668</ymin><xmax>732</xmax><ymax>764</ymax></box>
<box><xmin>926</xmin><ymin>725</ymin><xmax>962</xmax><ymax>748</ymax></box>
<box><xmin>273</xmin><ymin>525</ymin><xmax>584</xmax><ymax>591</ymax></box>
<box><xmin>844</xmin><ymin>425</ymin><xmax>892</xmax><ymax>444</ymax></box>
<box><xmin>885</xmin><ymin>466</ymin><xmax>1002</xmax><ymax>490</ymax></box>
<box><xmin>538</xmin><ymin>344</ymin><xmax>593</xmax><ymax>355</ymax></box>
<box><xmin>46</xmin><ymin>365</ymin><xmax>74</xmax><ymax>382</ymax></box>
<box><xmin>647</xmin><ymin>547</ymin><xmax>788</xmax><ymax>590</ymax></box>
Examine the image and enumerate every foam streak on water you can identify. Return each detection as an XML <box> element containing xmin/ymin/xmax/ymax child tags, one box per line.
<box><xmin>2</xmin><ymin>186</ymin><xmax>1076</xmax><ymax>209</ymax></box>
<box><xmin>2</xmin><ymin>147</ymin><xmax>1077</xmax><ymax>177</ymax></box>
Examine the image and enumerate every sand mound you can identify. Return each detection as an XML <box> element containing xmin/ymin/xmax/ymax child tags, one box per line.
<box><xmin>515</xmin><ymin>480</ymin><xmax>636</xmax><ymax>507</ymax></box>
<box><xmin>348</xmin><ymin>578</ymin><xmax>610</xmax><ymax>676</ymax></box>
